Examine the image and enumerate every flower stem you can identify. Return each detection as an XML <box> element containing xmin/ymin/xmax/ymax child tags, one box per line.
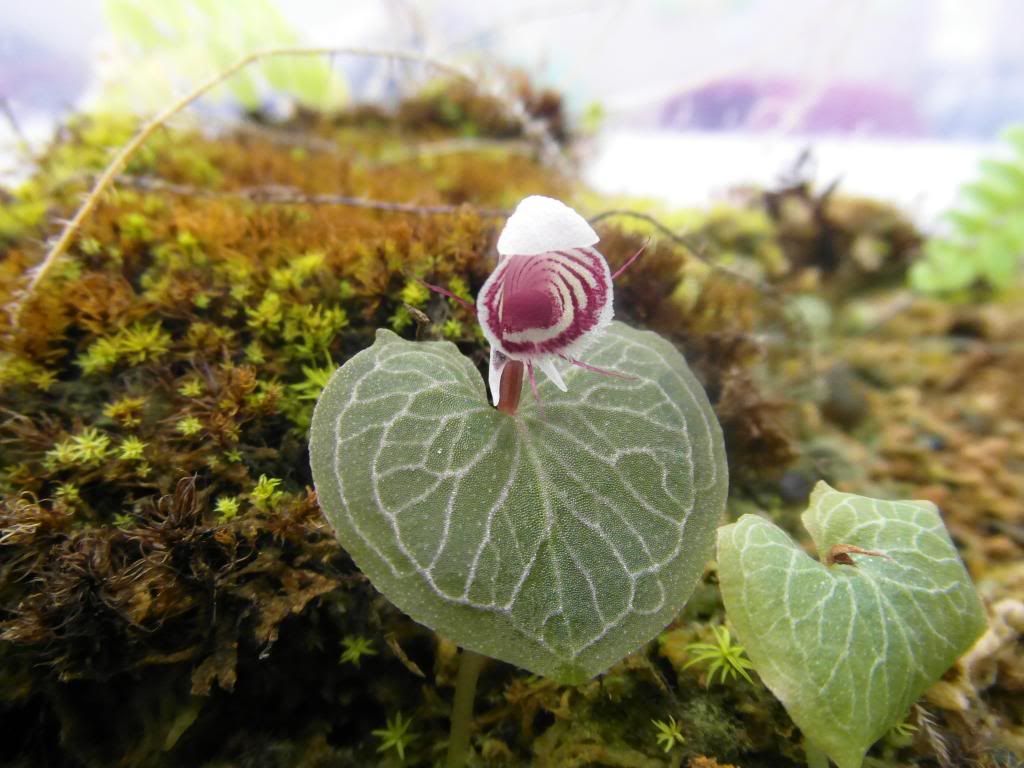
<box><xmin>496</xmin><ymin>360</ymin><xmax>524</xmax><ymax>415</ymax></box>
<box><xmin>446</xmin><ymin>648</ymin><xmax>487</xmax><ymax>768</ymax></box>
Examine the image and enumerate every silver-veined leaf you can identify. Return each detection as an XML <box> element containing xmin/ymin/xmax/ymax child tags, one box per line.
<box><xmin>717</xmin><ymin>482</ymin><xmax>986</xmax><ymax>768</ymax></box>
<box><xmin>310</xmin><ymin>322</ymin><xmax>727</xmax><ymax>683</ymax></box>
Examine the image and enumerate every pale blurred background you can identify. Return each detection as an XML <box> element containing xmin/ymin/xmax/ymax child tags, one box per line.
<box><xmin>2</xmin><ymin>0</ymin><xmax>1022</xmax><ymax>224</ymax></box>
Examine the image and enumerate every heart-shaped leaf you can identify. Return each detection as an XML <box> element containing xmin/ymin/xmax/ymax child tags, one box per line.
<box><xmin>310</xmin><ymin>322</ymin><xmax>727</xmax><ymax>683</ymax></box>
<box><xmin>717</xmin><ymin>482</ymin><xmax>986</xmax><ymax>768</ymax></box>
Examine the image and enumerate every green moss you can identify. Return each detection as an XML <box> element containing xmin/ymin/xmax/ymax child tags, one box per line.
<box><xmin>175</xmin><ymin>416</ymin><xmax>203</xmax><ymax>436</ymax></box>
<box><xmin>371</xmin><ymin>711</ymin><xmax>417</xmax><ymax>762</ymax></box>
<box><xmin>117</xmin><ymin>436</ymin><xmax>148</xmax><ymax>461</ymax></box>
<box><xmin>339</xmin><ymin>635</ymin><xmax>378</xmax><ymax>668</ymax></box>
<box><xmin>177</xmin><ymin>379</ymin><xmax>204</xmax><ymax>398</ymax></box>
<box><xmin>651</xmin><ymin>716</ymin><xmax>686</xmax><ymax>753</ymax></box>
<box><xmin>681</xmin><ymin>625</ymin><xmax>755</xmax><ymax>687</ymax></box>
<box><xmin>399</xmin><ymin>279</ymin><xmax>431</xmax><ymax>307</ymax></box>
<box><xmin>78</xmin><ymin>321</ymin><xmax>173</xmax><ymax>375</ymax></box>
<box><xmin>250</xmin><ymin>474</ymin><xmax>283</xmax><ymax>511</ymax></box>
<box><xmin>213</xmin><ymin>495</ymin><xmax>240</xmax><ymax>522</ymax></box>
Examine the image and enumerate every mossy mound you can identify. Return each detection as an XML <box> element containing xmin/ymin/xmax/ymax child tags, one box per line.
<box><xmin>1</xmin><ymin>81</ymin><xmax>1020</xmax><ymax>767</ymax></box>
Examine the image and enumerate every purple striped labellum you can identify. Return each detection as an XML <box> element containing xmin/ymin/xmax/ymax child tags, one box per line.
<box><xmin>477</xmin><ymin>196</ymin><xmax>636</xmax><ymax>410</ymax></box>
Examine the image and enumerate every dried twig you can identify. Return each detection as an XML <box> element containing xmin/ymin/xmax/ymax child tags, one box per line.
<box><xmin>120</xmin><ymin>174</ymin><xmax>510</xmax><ymax>217</ymax></box>
<box><xmin>588</xmin><ymin>207</ymin><xmax>816</xmax><ymax>364</ymax></box>
<box><xmin>588</xmin><ymin>208</ymin><xmax>703</xmax><ymax>253</ymax></box>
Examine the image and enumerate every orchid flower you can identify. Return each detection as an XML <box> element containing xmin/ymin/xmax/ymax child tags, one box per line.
<box><xmin>426</xmin><ymin>195</ymin><xmax>643</xmax><ymax>413</ymax></box>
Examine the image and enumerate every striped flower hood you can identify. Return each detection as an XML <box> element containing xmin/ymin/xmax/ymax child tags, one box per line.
<box><xmin>477</xmin><ymin>196</ymin><xmax>615</xmax><ymax>404</ymax></box>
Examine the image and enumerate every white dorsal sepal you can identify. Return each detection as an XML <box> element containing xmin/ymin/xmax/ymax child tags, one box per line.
<box><xmin>496</xmin><ymin>195</ymin><xmax>599</xmax><ymax>256</ymax></box>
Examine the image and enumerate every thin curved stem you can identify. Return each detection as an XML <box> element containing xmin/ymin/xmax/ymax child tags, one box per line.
<box><xmin>119</xmin><ymin>175</ymin><xmax>510</xmax><ymax>218</ymax></box>
<box><xmin>446</xmin><ymin>648</ymin><xmax>487</xmax><ymax>768</ymax></box>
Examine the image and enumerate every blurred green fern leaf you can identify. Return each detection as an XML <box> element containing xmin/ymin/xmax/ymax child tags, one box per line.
<box><xmin>103</xmin><ymin>0</ymin><xmax>347</xmax><ymax>112</ymax></box>
<box><xmin>911</xmin><ymin>125</ymin><xmax>1024</xmax><ymax>295</ymax></box>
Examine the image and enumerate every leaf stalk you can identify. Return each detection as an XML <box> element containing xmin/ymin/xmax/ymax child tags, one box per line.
<box><xmin>446</xmin><ymin>648</ymin><xmax>487</xmax><ymax>768</ymax></box>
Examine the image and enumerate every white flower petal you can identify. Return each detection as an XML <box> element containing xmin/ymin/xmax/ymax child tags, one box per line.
<box><xmin>496</xmin><ymin>195</ymin><xmax>599</xmax><ymax>256</ymax></box>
